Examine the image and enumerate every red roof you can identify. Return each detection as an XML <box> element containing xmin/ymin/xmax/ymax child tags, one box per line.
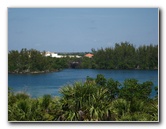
<box><xmin>84</xmin><ymin>53</ymin><xmax>94</xmax><ymax>58</ymax></box>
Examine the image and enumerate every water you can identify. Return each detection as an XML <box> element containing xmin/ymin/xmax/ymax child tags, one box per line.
<box><xmin>8</xmin><ymin>69</ymin><xmax>158</xmax><ymax>98</ymax></box>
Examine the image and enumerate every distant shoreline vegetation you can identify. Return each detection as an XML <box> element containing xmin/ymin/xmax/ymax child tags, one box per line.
<box><xmin>8</xmin><ymin>69</ymin><xmax>60</xmax><ymax>74</ymax></box>
<box><xmin>8</xmin><ymin>42</ymin><xmax>158</xmax><ymax>74</ymax></box>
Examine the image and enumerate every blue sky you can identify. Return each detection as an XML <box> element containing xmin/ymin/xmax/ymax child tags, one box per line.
<box><xmin>8</xmin><ymin>8</ymin><xmax>158</xmax><ymax>52</ymax></box>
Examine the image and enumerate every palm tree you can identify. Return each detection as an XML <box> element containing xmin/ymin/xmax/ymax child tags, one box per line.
<box><xmin>110</xmin><ymin>98</ymin><xmax>130</xmax><ymax>121</ymax></box>
<box><xmin>59</xmin><ymin>81</ymin><xmax>112</xmax><ymax>121</ymax></box>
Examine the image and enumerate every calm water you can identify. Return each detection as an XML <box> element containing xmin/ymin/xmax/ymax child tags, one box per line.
<box><xmin>8</xmin><ymin>69</ymin><xmax>158</xmax><ymax>98</ymax></box>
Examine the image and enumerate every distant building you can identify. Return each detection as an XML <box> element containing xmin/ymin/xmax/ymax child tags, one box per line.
<box><xmin>52</xmin><ymin>53</ymin><xmax>64</xmax><ymax>58</ymax></box>
<box><xmin>84</xmin><ymin>53</ymin><xmax>94</xmax><ymax>58</ymax></box>
<box><xmin>68</xmin><ymin>55</ymin><xmax>81</xmax><ymax>58</ymax></box>
<box><xmin>75</xmin><ymin>55</ymin><xmax>81</xmax><ymax>58</ymax></box>
<box><xmin>45</xmin><ymin>51</ymin><xmax>63</xmax><ymax>58</ymax></box>
<box><xmin>45</xmin><ymin>51</ymin><xmax>81</xmax><ymax>58</ymax></box>
<box><xmin>45</xmin><ymin>51</ymin><xmax>52</xmax><ymax>57</ymax></box>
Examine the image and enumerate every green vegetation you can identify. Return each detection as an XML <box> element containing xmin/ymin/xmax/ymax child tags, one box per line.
<box><xmin>8</xmin><ymin>74</ymin><xmax>158</xmax><ymax>121</ymax></box>
<box><xmin>8</xmin><ymin>42</ymin><xmax>158</xmax><ymax>121</ymax></box>
<box><xmin>89</xmin><ymin>42</ymin><xmax>158</xmax><ymax>69</ymax></box>
<box><xmin>8</xmin><ymin>42</ymin><xmax>158</xmax><ymax>74</ymax></box>
<box><xmin>8</xmin><ymin>49</ymin><xmax>69</xmax><ymax>73</ymax></box>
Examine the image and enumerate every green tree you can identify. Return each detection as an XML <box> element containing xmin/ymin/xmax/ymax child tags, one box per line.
<box><xmin>119</xmin><ymin>79</ymin><xmax>153</xmax><ymax>101</ymax></box>
<box><xmin>106</xmin><ymin>78</ymin><xmax>121</xmax><ymax>99</ymax></box>
<box><xmin>8</xmin><ymin>50</ymin><xmax>20</xmax><ymax>72</ymax></box>
<box><xmin>95</xmin><ymin>74</ymin><xmax>107</xmax><ymax>86</ymax></box>
<box><xmin>59</xmin><ymin>80</ymin><xmax>112</xmax><ymax>121</ymax></box>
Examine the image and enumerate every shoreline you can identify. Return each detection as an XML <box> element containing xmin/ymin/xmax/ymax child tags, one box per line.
<box><xmin>8</xmin><ymin>68</ymin><xmax>158</xmax><ymax>75</ymax></box>
<box><xmin>8</xmin><ymin>69</ymin><xmax>61</xmax><ymax>74</ymax></box>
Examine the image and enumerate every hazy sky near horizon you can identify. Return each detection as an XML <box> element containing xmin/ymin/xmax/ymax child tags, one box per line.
<box><xmin>8</xmin><ymin>8</ymin><xmax>158</xmax><ymax>52</ymax></box>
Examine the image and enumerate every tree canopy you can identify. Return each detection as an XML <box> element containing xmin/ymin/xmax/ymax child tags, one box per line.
<box><xmin>8</xmin><ymin>42</ymin><xmax>158</xmax><ymax>74</ymax></box>
<box><xmin>89</xmin><ymin>42</ymin><xmax>158</xmax><ymax>69</ymax></box>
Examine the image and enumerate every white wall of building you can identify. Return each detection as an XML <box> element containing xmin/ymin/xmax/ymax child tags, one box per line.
<box><xmin>45</xmin><ymin>51</ymin><xmax>81</xmax><ymax>58</ymax></box>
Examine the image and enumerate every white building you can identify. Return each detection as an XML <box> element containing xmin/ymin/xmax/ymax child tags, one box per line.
<box><xmin>45</xmin><ymin>51</ymin><xmax>64</xmax><ymax>58</ymax></box>
<box><xmin>51</xmin><ymin>53</ymin><xmax>64</xmax><ymax>58</ymax></box>
<box><xmin>45</xmin><ymin>51</ymin><xmax>81</xmax><ymax>58</ymax></box>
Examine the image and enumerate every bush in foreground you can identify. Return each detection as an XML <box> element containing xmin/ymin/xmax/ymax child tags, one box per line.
<box><xmin>8</xmin><ymin>74</ymin><xmax>158</xmax><ymax>121</ymax></box>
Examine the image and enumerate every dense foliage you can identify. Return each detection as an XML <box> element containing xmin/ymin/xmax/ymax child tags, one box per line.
<box><xmin>8</xmin><ymin>74</ymin><xmax>158</xmax><ymax>121</ymax></box>
<box><xmin>83</xmin><ymin>42</ymin><xmax>158</xmax><ymax>69</ymax></box>
<box><xmin>8</xmin><ymin>42</ymin><xmax>158</xmax><ymax>74</ymax></box>
<box><xmin>8</xmin><ymin>49</ymin><xmax>70</xmax><ymax>73</ymax></box>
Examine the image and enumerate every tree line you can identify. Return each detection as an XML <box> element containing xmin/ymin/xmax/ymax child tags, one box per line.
<box><xmin>8</xmin><ymin>42</ymin><xmax>158</xmax><ymax>73</ymax></box>
<box><xmin>80</xmin><ymin>42</ymin><xmax>158</xmax><ymax>69</ymax></box>
<box><xmin>8</xmin><ymin>74</ymin><xmax>158</xmax><ymax>121</ymax></box>
<box><xmin>8</xmin><ymin>49</ymin><xmax>70</xmax><ymax>73</ymax></box>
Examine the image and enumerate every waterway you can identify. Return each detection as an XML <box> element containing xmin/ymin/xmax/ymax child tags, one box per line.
<box><xmin>8</xmin><ymin>69</ymin><xmax>158</xmax><ymax>98</ymax></box>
